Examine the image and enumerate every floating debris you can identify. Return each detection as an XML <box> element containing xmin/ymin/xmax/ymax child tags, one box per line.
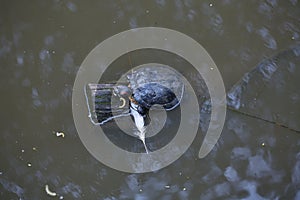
<box><xmin>261</xmin><ymin>142</ymin><xmax>266</xmax><ymax>147</ymax></box>
<box><xmin>165</xmin><ymin>185</ymin><xmax>170</xmax><ymax>189</ymax></box>
<box><xmin>21</xmin><ymin>149</ymin><xmax>25</xmax><ymax>153</ymax></box>
<box><xmin>32</xmin><ymin>147</ymin><xmax>37</xmax><ymax>151</ymax></box>
<box><xmin>27</xmin><ymin>163</ymin><xmax>32</xmax><ymax>167</ymax></box>
<box><xmin>183</xmin><ymin>187</ymin><xmax>187</xmax><ymax>191</ymax></box>
<box><xmin>45</xmin><ymin>184</ymin><xmax>57</xmax><ymax>197</ymax></box>
<box><xmin>55</xmin><ymin>132</ymin><xmax>65</xmax><ymax>138</ymax></box>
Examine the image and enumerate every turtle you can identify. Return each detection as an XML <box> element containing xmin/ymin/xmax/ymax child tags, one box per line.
<box><xmin>113</xmin><ymin>64</ymin><xmax>184</xmax><ymax>117</ymax></box>
<box><xmin>85</xmin><ymin>64</ymin><xmax>184</xmax><ymax>125</ymax></box>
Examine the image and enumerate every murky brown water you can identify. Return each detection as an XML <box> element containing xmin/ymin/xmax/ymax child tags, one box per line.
<box><xmin>1</xmin><ymin>0</ymin><xmax>299</xmax><ymax>199</ymax></box>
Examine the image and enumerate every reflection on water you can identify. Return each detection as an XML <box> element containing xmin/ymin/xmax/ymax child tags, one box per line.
<box><xmin>0</xmin><ymin>0</ymin><xmax>299</xmax><ymax>199</ymax></box>
<box><xmin>228</xmin><ymin>45</ymin><xmax>300</xmax><ymax>131</ymax></box>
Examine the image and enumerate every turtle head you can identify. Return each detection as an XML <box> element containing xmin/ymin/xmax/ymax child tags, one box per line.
<box><xmin>113</xmin><ymin>85</ymin><xmax>133</xmax><ymax>98</ymax></box>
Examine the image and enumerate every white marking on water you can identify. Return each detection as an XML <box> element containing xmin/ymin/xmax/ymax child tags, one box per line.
<box><xmin>45</xmin><ymin>184</ymin><xmax>57</xmax><ymax>197</ymax></box>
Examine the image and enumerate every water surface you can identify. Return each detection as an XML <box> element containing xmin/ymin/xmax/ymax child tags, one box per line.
<box><xmin>0</xmin><ymin>0</ymin><xmax>299</xmax><ymax>199</ymax></box>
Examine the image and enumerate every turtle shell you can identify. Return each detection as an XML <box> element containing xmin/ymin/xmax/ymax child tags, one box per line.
<box><xmin>125</xmin><ymin>64</ymin><xmax>184</xmax><ymax>110</ymax></box>
<box><xmin>133</xmin><ymin>83</ymin><xmax>179</xmax><ymax>110</ymax></box>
